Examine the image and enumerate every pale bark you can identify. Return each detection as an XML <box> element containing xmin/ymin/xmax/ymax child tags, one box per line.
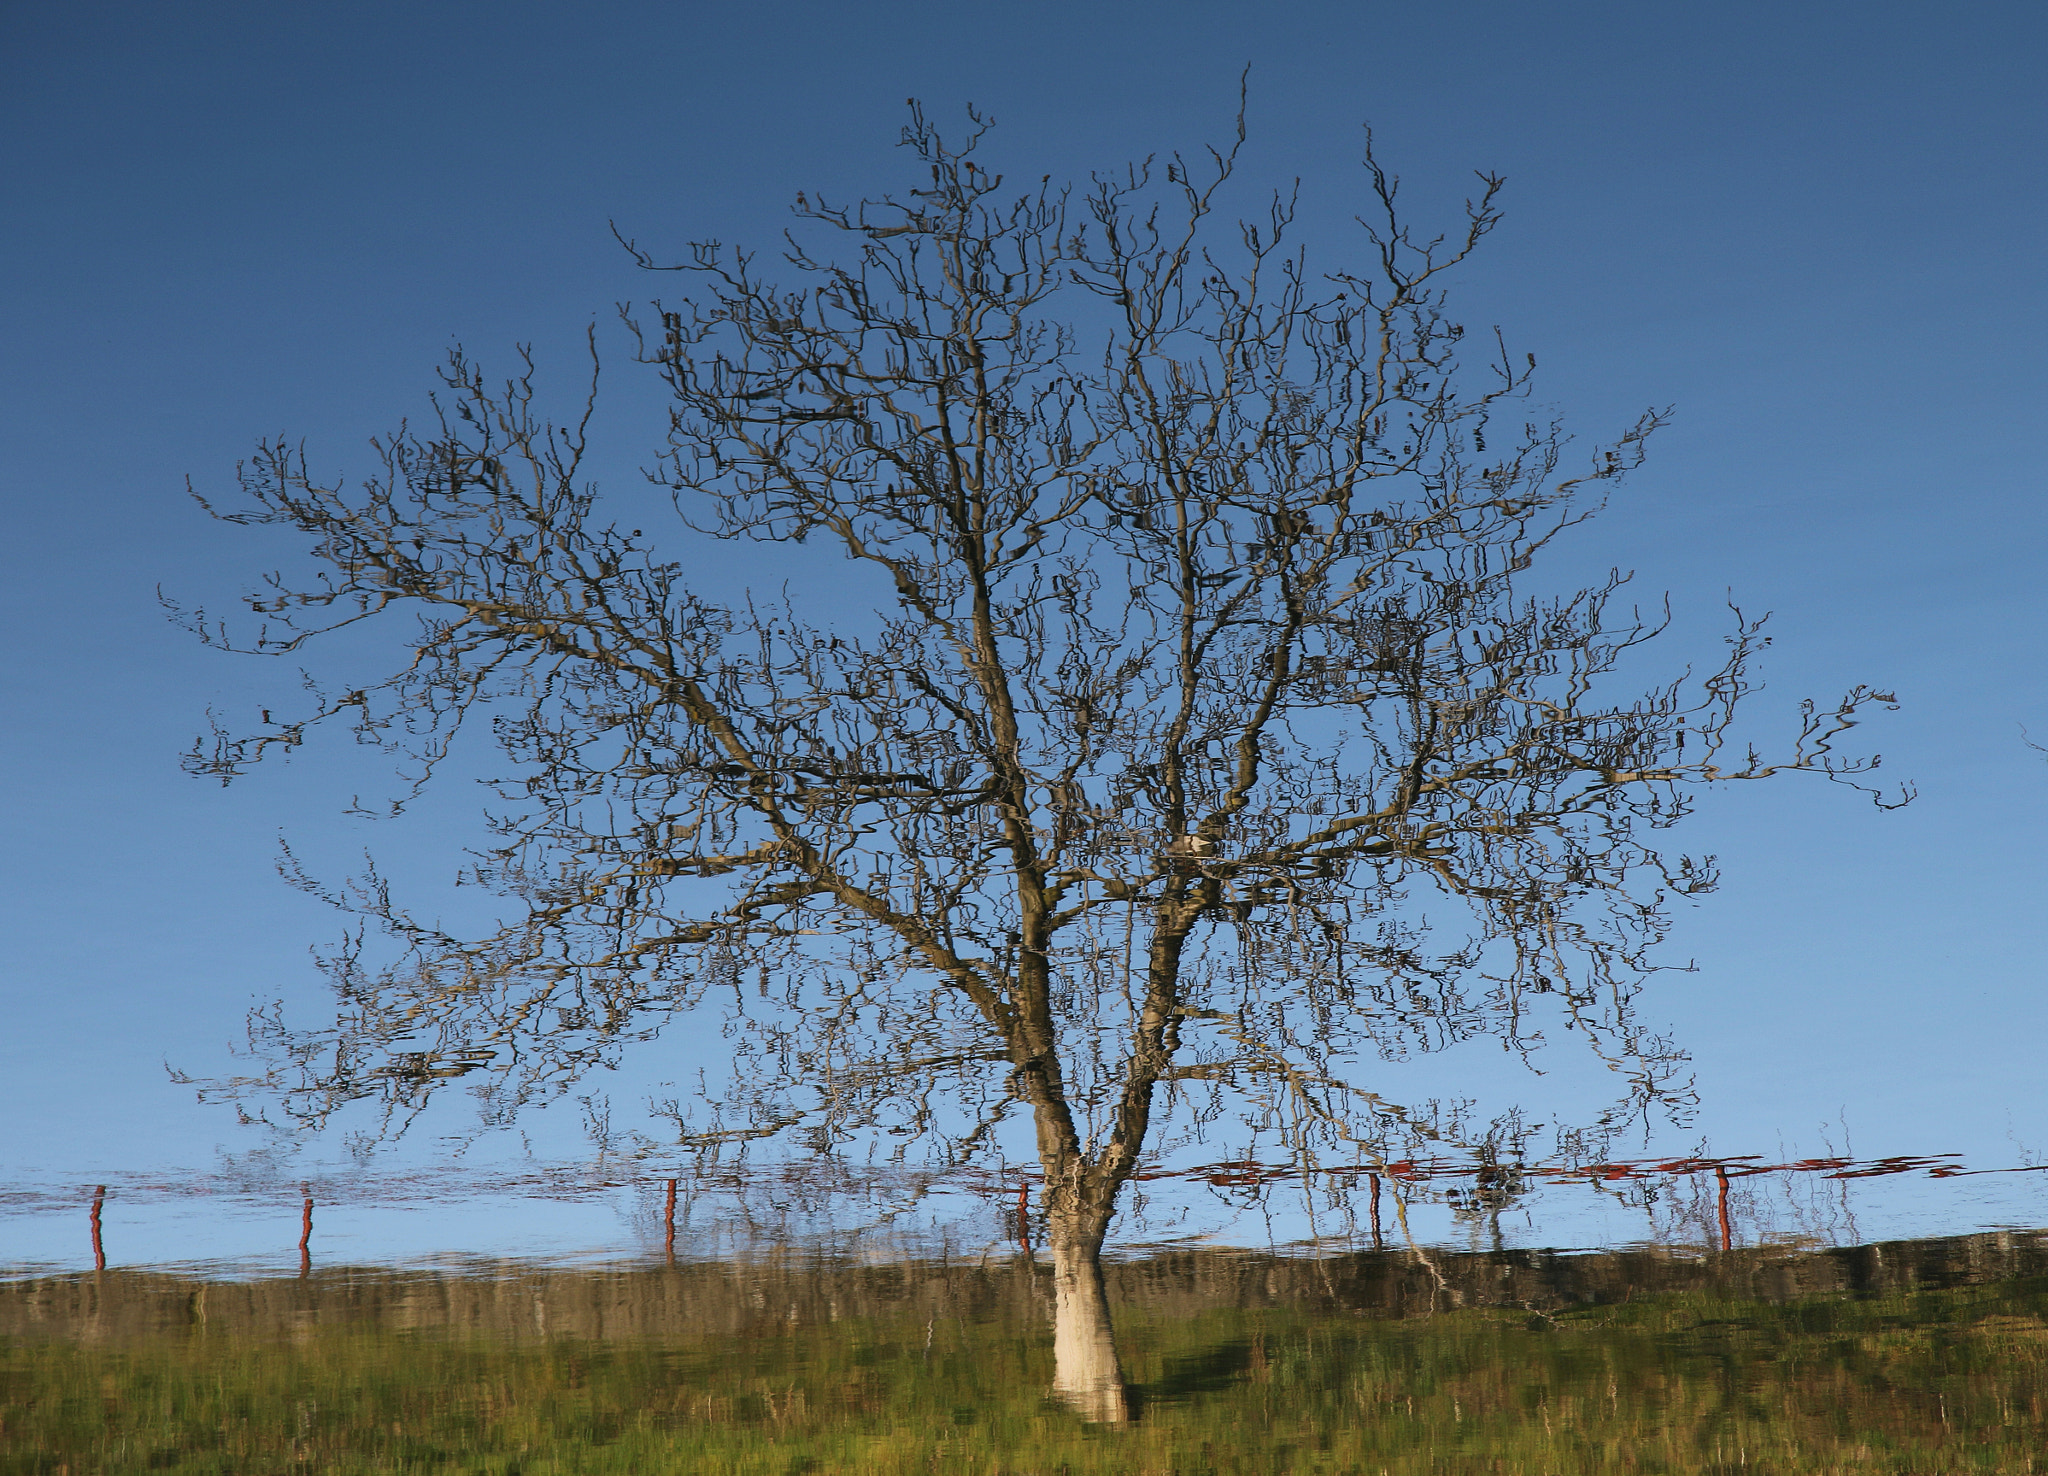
<box><xmin>1047</xmin><ymin>1214</ymin><xmax>1129</xmax><ymax>1423</ymax></box>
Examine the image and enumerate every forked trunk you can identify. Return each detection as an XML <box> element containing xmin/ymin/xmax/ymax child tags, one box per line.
<box><xmin>1045</xmin><ymin>1211</ymin><xmax>1129</xmax><ymax>1423</ymax></box>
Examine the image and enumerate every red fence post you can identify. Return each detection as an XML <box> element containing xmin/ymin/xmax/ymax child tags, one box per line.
<box><xmin>299</xmin><ymin>1189</ymin><xmax>314</xmax><ymax>1278</ymax></box>
<box><xmin>663</xmin><ymin>1178</ymin><xmax>678</xmax><ymax>1265</ymax></box>
<box><xmin>89</xmin><ymin>1186</ymin><xmax>106</xmax><ymax>1272</ymax></box>
<box><xmin>1714</xmin><ymin>1164</ymin><xmax>1733</xmax><ymax>1252</ymax></box>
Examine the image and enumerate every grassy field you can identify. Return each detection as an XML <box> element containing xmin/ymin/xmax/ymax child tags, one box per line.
<box><xmin>4</xmin><ymin>1266</ymin><xmax>2045</xmax><ymax>1473</ymax></box>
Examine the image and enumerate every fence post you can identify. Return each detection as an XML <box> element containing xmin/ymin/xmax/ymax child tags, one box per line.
<box><xmin>90</xmin><ymin>1186</ymin><xmax>106</xmax><ymax>1272</ymax></box>
<box><xmin>1715</xmin><ymin>1164</ymin><xmax>1733</xmax><ymax>1252</ymax></box>
<box><xmin>1368</xmin><ymin>1173</ymin><xmax>1383</xmax><ymax>1250</ymax></box>
<box><xmin>663</xmin><ymin>1178</ymin><xmax>677</xmax><ymax>1265</ymax></box>
<box><xmin>299</xmin><ymin>1189</ymin><xmax>314</xmax><ymax>1278</ymax></box>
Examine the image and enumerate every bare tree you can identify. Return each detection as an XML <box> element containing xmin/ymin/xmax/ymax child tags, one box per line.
<box><xmin>176</xmin><ymin>105</ymin><xmax>1902</xmax><ymax>1421</ymax></box>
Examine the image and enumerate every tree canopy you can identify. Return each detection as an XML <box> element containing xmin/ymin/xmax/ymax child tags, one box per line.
<box><xmin>178</xmin><ymin>104</ymin><xmax>1902</xmax><ymax>1418</ymax></box>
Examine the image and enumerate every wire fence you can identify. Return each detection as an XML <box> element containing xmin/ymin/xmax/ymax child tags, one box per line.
<box><xmin>11</xmin><ymin>1147</ymin><xmax>2045</xmax><ymax>1278</ymax></box>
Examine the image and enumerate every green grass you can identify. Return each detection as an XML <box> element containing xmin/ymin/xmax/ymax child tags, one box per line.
<box><xmin>4</xmin><ymin>1273</ymin><xmax>2045</xmax><ymax>1473</ymax></box>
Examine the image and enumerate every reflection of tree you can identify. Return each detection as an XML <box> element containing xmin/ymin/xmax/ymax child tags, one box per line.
<box><xmin>175</xmin><ymin>106</ymin><xmax>1902</xmax><ymax>1419</ymax></box>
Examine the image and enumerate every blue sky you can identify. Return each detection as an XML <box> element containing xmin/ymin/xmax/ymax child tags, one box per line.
<box><xmin>3</xmin><ymin>0</ymin><xmax>2045</xmax><ymax>1256</ymax></box>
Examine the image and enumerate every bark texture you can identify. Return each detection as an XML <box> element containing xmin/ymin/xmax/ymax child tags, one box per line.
<box><xmin>1048</xmin><ymin>1220</ymin><xmax>1129</xmax><ymax>1423</ymax></box>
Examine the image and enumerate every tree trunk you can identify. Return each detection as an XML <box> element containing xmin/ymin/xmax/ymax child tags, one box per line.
<box><xmin>1045</xmin><ymin>1209</ymin><xmax>1129</xmax><ymax>1423</ymax></box>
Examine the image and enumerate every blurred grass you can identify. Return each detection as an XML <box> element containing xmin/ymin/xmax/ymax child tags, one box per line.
<box><xmin>3</xmin><ymin>1271</ymin><xmax>2044</xmax><ymax>1473</ymax></box>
